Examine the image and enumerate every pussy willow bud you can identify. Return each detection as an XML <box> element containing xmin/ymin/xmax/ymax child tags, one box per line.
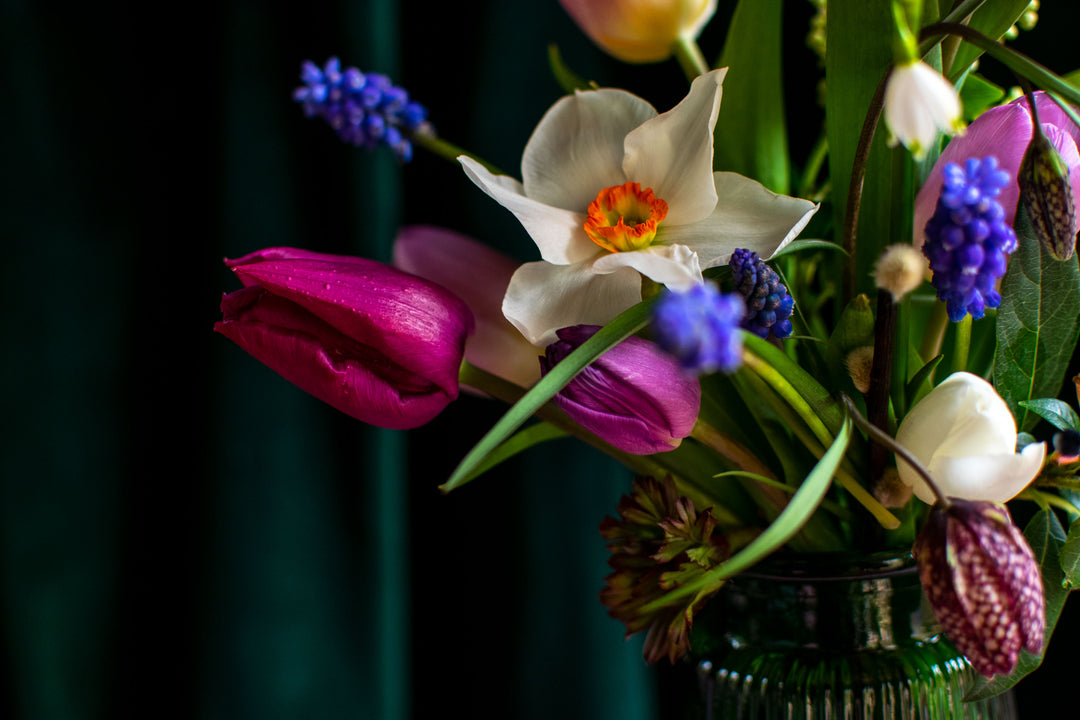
<box><xmin>844</xmin><ymin>346</ymin><xmax>874</xmax><ymax>394</ymax></box>
<box><xmin>913</xmin><ymin>499</ymin><xmax>1044</xmax><ymax>678</ymax></box>
<box><xmin>873</xmin><ymin>244</ymin><xmax>927</xmax><ymax>301</ymax></box>
<box><xmin>1019</xmin><ymin>129</ymin><xmax>1078</xmax><ymax>261</ymax></box>
<box><xmin>872</xmin><ymin>467</ymin><xmax>913</xmax><ymax>508</ymax></box>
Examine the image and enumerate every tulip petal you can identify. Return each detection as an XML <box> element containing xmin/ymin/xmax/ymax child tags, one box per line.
<box><xmin>521</xmin><ymin>88</ymin><xmax>657</xmax><ymax>211</ymax></box>
<box><xmin>623</xmin><ymin>69</ymin><xmax>726</xmax><ymax>226</ymax></box>
<box><xmin>459</xmin><ymin>156</ymin><xmax>596</xmax><ymax>265</ymax></box>
<box><xmin>558</xmin><ymin>0</ymin><xmax>717</xmax><ymax>63</ymax></box>
<box><xmin>658</xmin><ymin>172</ymin><xmax>818</xmax><ymax>269</ymax></box>
<box><xmin>923</xmin><ymin>443</ymin><xmax>1046</xmax><ymax>504</ymax></box>
<box><xmin>228</xmin><ymin>255</ymin><xmax>472</xmax><ymax>398</ymax></box>
<box><xmin>592</xmin><ymin>243</ymin><xmax>702</xmax><ymax>291</ymax></box>
<box><xmin>502</xmin><ymin>258</ymin><xmax>643</xmax><ymax>346</ymax></box>
<box><xmin>216</xmin><ymin>286</ymin><xmax>458</xmax><ymax>429</ymax></box>
<box><xmin>393</xmin><ymin>225</ymin><xmax>541</xmax><ymax>388</ymax></box>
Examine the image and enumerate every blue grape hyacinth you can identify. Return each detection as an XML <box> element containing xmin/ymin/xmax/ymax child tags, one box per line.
<box><xmin>923</xmin><ymin>156</ymin><xmax>1016</xmax><ymax>321</ymax></box>
<box><xmin>729</xmin><ymin>248</ymin><xmax>794</xmax><ymax>339</ymax></box>
<box><xmin>293</xmin><ymin>57</ymin><xmax>431</xmax><ymax>162</ymax></box>
<box><xmin>652</xmin><ymin>282</ymin><xmax>745</xmax><ymax>375</ymax></box>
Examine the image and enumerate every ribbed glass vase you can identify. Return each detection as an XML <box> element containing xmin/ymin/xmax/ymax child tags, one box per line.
<box><xmin>657</xmin><ymin>553</ymin><xmax>1017</xmax><ymax>719</ymax></box>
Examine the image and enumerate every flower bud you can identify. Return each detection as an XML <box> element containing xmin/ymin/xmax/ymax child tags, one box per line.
<box><xmin>913</xmin><ymin>499</ymin><xmax>1044</xmax><ymax>677</ymax></box>
<box><xmin>541</xmin><ymin>325</ymin><xmax>701</xmax><ymax>454</ymax></box>
<box><xmin>844</xmin><ymin>346</ymin><xmax>875</xmax><ymax>394</ymax></box>
<box><xmin>558</xmin><ymin>0</ymin><xmax>717</xmax><ymax>64</ymax></box>
<box><xmin>895</xmin><ymin>372</ymin><xmax>1046</xmax><ymax>503</ymax></box>
<box><xmin>884</xmin><ymin>60</ymin><xmax>964</xmax><ymax>160</ymax></box>
<box><xmin>1018</xmin><ymin>127</ymin><xmax>1078</xmax><ymax>260</ymax></box>
<box><xmin>216</xmin><ymin>247</ymin><xmax>473</xmax><ymax>429</ymax></box>
<box><xmin>873</xmin><ymin>244</ymin><xmax>927</xmax><ymax>301</ymax></box>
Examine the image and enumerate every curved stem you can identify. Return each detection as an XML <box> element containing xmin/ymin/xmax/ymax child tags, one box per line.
<box><xmin>840</xmin><ymin>394</ymin><xmax>949</xmax><ymax>506</ymax></box>
<box><xmin>842</xmin><ymin>69</ymin><xmax>892</xmax><ymax>303</ymax></box>
<box><xmin>412</xmin><ymin>132</ymin><xmax>504</xmax><ymax>176</ymax></box>
<box><xmin>920</xmin><ymin>22</ymin><xmax>1080</xmax><ymax>108</ymax></box>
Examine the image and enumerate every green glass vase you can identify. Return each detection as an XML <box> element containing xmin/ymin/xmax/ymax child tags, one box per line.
<box><xmin>657</xmin><ymin>553</ymin><xmax>1017</xmax><ymax>719</ymax></box>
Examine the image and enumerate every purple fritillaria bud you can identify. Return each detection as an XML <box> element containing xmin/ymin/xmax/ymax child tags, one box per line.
<box><xmin>1019</xmin><ymin>124</ymin><xmax>1078</xmax><ymax>261</ymax></box>
<box><xmin>215</xmin><ymin>247</ymin><xmax>473</xmax><ymax>429</ymax></box>
<box><xmin>913</xmin><ymin>499</ymin><xmax>1045</xmax><ymax>678</ymax></box>
<box><xmin>540</xmin><ymin>325</ymin><xmax>701</xmax><ymax>455</ymax></box>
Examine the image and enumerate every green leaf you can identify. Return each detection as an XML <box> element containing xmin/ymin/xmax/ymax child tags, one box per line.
<box><xmin>771</xmin><ymin>239</ymin><xmax>847</xmax><ymax>259</ymax></box>
<box><xmin>642</xmin><ymin>415</ymin><xmax>854</xmax><ymax>611</ymax></box>
<box><xmin>457</xmin><ymin>422</ymin><xmax>568</xmax><ymax>486</ymax></box>
<box><xmin>948</xmin><ymin>0</ymin><xmax>1035</xmax><ymax>80</ymax></box>
<box><xmin>441</xmin><ymin>299</ymin><xmax>654</xmax><ymax>492</ymax></box>
<box><xmin>905</xmin><ymin>353</ymin><xmax>943</xmax><ymax>409</ymax></box>
<box><xmin>1058</xmin><ymin>516</ymin><xmax>1080</xmax><ymax>589</ymax></box>
<box><xmin>1018</xmin><ymin>398</ymin><xmax>1080</xmax><ymax>432</ymax></box>
<box><xmin>712</xmin><ymin>0</ymin><xmax>789</xmax><ymax>194</ymax></box>
<box><xmin>959</xmin><ymin>72</ymin><xmax>1005</xmax><ymax>120</ymax></box>
<box><xmin>965</xmin><ymin>508</ymin><xmax>1069</xmax><ymax>700</ymax></box>
<box><xmin>547</xmin><ymin>44</ymin><xmax>593</xmax><ymax>94</ymax></box>
<box><xmin>992</xmin><ymin>207</ymin><xmax>1080</xmax><ymax>430</ymax></box>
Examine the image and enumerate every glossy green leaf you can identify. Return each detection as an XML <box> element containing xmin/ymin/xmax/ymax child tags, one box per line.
<box><xmin>959</xmin><ymin>72</ymin><xmax>1005</xmax><ymax>119</ymax></box>
<box><xmin>905</xmin><ymin>353</ymin><xmax>943</xmax><ymax>409</ymax></box>
<box><xmin>643</xmin><ymin>415</ymin><xmax>853</xmax><ymax>611</ymax></box>
<box><xmin>441</xmin><ymin>299</ymin><xmax>654</xmax><ymax>492</ymax></box>
<box><xmin>1018</xmin><ymin>398</ymin><xmax>1080</xmax><ymax>432</ymax></box>
<box><xmin>712</xmin><ymin>0</ymin><xmax>789</xmax><ymax>194</ymax></box>
<box><xmin>965</xmin><ymin>508</ymin><xmax>1069</xmax><ymax>700</ymax></box>
<box><xmin>992</xmin><ymin>207</ymin><xmax>1080</xmax><ymax>430</ymax></box>
<box><xmin>1058</xmin><ymin>517</ymin><xmax>1080</xmax><ymax>589</ymax></box>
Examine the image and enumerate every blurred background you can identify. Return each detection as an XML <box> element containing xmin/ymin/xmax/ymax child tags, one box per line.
<box><xmin>2</xmin><ymin>1</ymin><xmax>1079</xmax><ymax>718</ymax></box>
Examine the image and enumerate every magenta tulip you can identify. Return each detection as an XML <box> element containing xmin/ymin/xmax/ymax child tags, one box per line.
<box><xmin>541</xmin><ymin>325</ymin><xmax>701</xmax><ymax>454</ymax></box>
<box><xmin>216</xmin><ymin>247</ymin><xmax>473</xmax><ymax>429</ymax></box>
<box><xmin>392</xmin><ymin>225</ymin><xmax>541</xmax><ymax>388</ymax></box>
<box><xmin>914</xmin><ymin>91</ymin><xmax>1080</xmax><ymax>247</ymax></box>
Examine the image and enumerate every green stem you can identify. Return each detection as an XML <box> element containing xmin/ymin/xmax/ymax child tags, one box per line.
<box><xmin>920</xmin><ymin>23</ymin><xmax>1080</xmax><ymax>108</ymax></box>
<box><xmin>919</xmin><ymin>301</ymin><xmax>949</xmax><ymax>364</ymax></box>
<box><xmin>412</xmin><ymin>132</ymin><xmax>504</xmax><ymax>176</ymax></box>
<box><xmin>671</xmin><ymin>35</ymin><xmax>710</xmax><ymax>81</ymax></box>
<box><xmin>951</xmin><ymin>313</ymin><xmax>971</xmax><ymax>373</ymax></box>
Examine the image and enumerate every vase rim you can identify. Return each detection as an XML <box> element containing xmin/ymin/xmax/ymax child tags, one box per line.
<box><xmin>737</xmin><ymin>550</ymin><xmax>916</xmax><ymax>582</ymax></box>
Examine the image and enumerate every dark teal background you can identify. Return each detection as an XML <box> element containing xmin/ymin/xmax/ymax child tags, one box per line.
<box><xmin>2</xmin><ymin>1</ymin><xmax>1079</xmax><ymax>718</ymax></box>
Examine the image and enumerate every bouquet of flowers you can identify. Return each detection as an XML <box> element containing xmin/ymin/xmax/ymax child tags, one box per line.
<box><xmin>215</xmin><ymin>0</ymin><xmax>1080</xmax><ymax>702</ymax></box>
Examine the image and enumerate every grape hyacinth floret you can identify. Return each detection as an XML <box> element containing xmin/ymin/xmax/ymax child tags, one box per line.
<box><xmin>293</xmin><ymin>57</ymin><xmax>431</xmax><ymax>162</ymax></box>
<box><xmin>652</xmin><ymin>282</ymin><xmax>745</xmax><ymax>374</ymax></box>
<box><xmin>923</xmin><ymin>157</ymin><xmax>1017</xmax><ymax>321</ymax></box>
<box><xmin>728</xmin><ymin>249</ymin><xmax>794</xmax><ymax>339</ymax></box>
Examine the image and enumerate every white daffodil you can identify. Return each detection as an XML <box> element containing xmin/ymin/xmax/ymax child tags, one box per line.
<box><xmin>884</xmin><ymin>60</ymin><xmax>965</xmax><ymax>160</ymax></box>
<box><xmin>460</xmin><ymin>69</ymin><xmax>818</xmax><ymax>346</ymax></box>
<box><xmin>895</xmin><ymin>372</ymin><xmax>1046</xmax><ymax>504</ymax></box>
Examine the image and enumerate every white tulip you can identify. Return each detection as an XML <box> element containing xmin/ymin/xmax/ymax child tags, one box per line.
<box><xmin>895</xmin><ymin>372</ymin><xmax>1046</xmax><ymax>504</ymax></box>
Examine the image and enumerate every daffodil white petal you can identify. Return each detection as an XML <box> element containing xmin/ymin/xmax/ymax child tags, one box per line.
<box><xmin>502</xmin><ymin>258</ymin><xmax>643</xmax><ymax>346</ymax></box>
<box><xmin>658</xmin><ymin>172</ymin><xmax>818</xmax><ymax>269</ymax></box>
<box><xmin>623</xmin><ymin>69</ymin><xmax>726</xmax><ymax>225</ymax></box>
<box><xmin>912</xmin><ymin>442</ymin><xmax>1046</xmax><ymax>504</ymax></box>
<box><xmin>521</xmin><ymin>88</ymin><xmax>657</xmax><ymax>211</ymax></box>
<box><xmin>460</xmin><ymin>156</ymin><xmax>596</xmax><ymax>265</ymax></box>
<box><xmin>592</xmin><ymin>244</ymin><xmax>702</xmax><ymax>291</ymax></box>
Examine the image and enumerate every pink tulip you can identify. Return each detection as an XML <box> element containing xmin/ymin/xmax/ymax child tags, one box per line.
<box><xmin>914</xmin><ymin>92</ymin><xmax>1080</xmax><ymax>247</ymax></box>
<box><xmin>215</xmin><ymin>247</ymin><xmax>473</xmax><ymax>429</ymax></box>
<box><xmin>558</xmin><ymin>0</ymin><xmax>717</xmax><ymax>64</ymax></box>
<box><xmin>392</xmin><ymin>226</ymin><xmax>541</xmax><ymax>388</ymax></box>
<box><xmin>541</xmin><ymin>325</ymin><xmax>701</xmax><ymax>454</ymax></box>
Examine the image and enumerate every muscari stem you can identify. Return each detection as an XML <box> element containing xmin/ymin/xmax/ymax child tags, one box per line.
<box><xmin>412</xmin><ymin>132</ymin><xmax>505</xmax><ymax>176</ymax></box>
<box><xmin>920</xmin><ymin>301</ymin><xmax>949</xmax><ymax>363</ymax></box>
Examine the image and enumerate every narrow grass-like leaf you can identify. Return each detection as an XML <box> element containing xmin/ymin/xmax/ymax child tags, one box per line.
<box><xmin>458</xmin><ymin>422</ymin><xmax>568</xmax><ymax>486</ymax></box>
<box><xmin>993</xmin><ymin>208</ymin><xmax>1080</xmax><ymax>430</ymax></box>
<box><xmin>771</xmin><ymin>239</ymin><xmax>847</xmax><ymax>259</ymax></box>
<box><xmin>1019</xmin><ymin>398</ymin><xmax>1080</xmax><ymax>432</ymax></box>
<box><xmin>965</xmin><ymin>508</ymin><xmax>1069</xmax><ymax>700</ymax></box>
<box><xmin>442</xmin><ymin>299</ymin><xmax>654</xmax><ymax>492</ymax></box>
<box><xmin>642</xmin><ymin>415</ymin><xmax>853</xmax><ymax>611</ymax></box>
<box><xmin>1058</xmin><ymin>517</ymin><xmax>1080</xmax><ymax>589</ymax></box>
<box><xmin>959</xmin><ymin>72</ymin><xmax>1005</xmax><ymax>119</ymax></box>
<box><xmin>905</xmin><ymin>353</ymin><xmax>943</xmax><ymax>409</ymax></box>
<box><xmin>714</xmin><ymin>471</ymin><xmax>854</xmax><ymax>521</ymax></box>
<box><xmin>948</xmin><ymin>1</ymin><xmax>1034</xmax><ymax>80</ymax></box>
